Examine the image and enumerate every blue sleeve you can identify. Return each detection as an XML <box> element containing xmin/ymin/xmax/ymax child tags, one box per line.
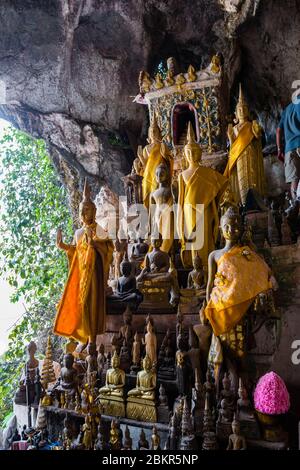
<box><xmin>278</xmin><ymin>109</ymin><xmax>286</xmax><ymax>129</ymax></box>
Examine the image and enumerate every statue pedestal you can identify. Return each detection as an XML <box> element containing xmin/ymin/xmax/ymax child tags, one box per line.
<box><xmin>157</xmin><ymin>403</ymin><xmax>170</xmax><ymax>424</ymax></box>
<box><xmin>179</xmin><ymin>288</ymin><xmax>205</xmax><ymax>314</ymax></box>
<box><xmin>216</xmin><ymin>420</ymin><xmax>232</xmax><ymax>441</ymax></box>
<box><xmin>137</xmin><ymin>279</ymin><xmax>174</xmax><ymax>313</ymax></box>
<box><xmin>126</xmin><ymin>397</ymin><xmax>157</xmax><ymax>422</ymax></box>
<box><xmin>99</xmin><ymin>395</ymin><xmax>125</xmax><ymax>418</ymax></box>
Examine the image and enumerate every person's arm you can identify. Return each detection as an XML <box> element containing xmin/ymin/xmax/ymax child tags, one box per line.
<box><xmin>276</xmin><ymin>110</ymin><xmax>285</xmax><ymax>162</ymax></box>
<box><xmin>276</xmin><ymin>127</ymin><xmax>284</xmax><ymax>162</ymax></box>
<box><xmin>206</xmin><ymin>251</ymin><xmax>217</xmax><ymax>303</ymax></box>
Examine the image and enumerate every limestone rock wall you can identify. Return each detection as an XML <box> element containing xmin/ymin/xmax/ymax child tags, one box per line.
<box><xmin>1</xmin><ymin>0</ymin><xmax>299</xmax><ymax>212</ymax></box>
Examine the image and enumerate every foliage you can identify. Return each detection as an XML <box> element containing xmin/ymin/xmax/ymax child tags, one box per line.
<box><xmin>0</xmin><ymin>126</ymin><xmax>73</xmax><ymax>424</ymax></box>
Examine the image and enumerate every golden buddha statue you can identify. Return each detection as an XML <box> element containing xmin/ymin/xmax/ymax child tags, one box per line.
<box><xmin>224</xmin><ymin>84</ymin><xmax>266</xmax><ymax>205</ymax></box>
<box><xmin>126</xmin><ymin>355</ymin><xmax>157</xmax><ymax>422</ymax></box>
<box><xmin>97</xmin><ymin>351</ymin><xmax>126</xmax><ymax>417</ymax></box>
<box><xmin>205</xmin><ymin>207</ymin><xmax>273</xmax><ymax>338</ymax></box>
<box><xmin>187</xmin><ymin>65</ymin><xmax>197</xmax><ymax>82</ymax></box>
<box><xmin>177</xmin><ymin>122</ymin><xmax>228</xmax><ymax>269</ymax></box>
<box><xmin>141</xmin><ymin>115</ymin><xmax>172</xmax><ymax>209</ymax></box>
<box><xmin>143</xmin><ymin>322</ymin><xmax>157</xmax><ymax>367</ymax></box>
<box><xmin>155</xmin><ymin>73</ymin><xmax>164</xmax><ymax>89</ymax></box>
<box><xmin>54</xmin><ymin>179</ymin><xmax>114</xmax><ymax>344</ymax></box>
<box><xmin>149</xmin><ymin>162</ymin><xmax>174</xmax><ymax>254</ymax></box>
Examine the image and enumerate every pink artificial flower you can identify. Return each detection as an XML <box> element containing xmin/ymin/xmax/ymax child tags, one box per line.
<box><xmin>254</xmin><ymin>371</ymin><xmax>290</xmax><ymax>415</ymax></box>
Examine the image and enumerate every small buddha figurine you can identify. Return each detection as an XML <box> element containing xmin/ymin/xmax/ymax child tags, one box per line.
<box><xmin>98</xmin><ymin>351</ymin><xmax>125</xmax><ymax>398</ymax></box>
<box><xmin>138</xmin><ymin>428</ymin><xmax>149</xmax><ymax>450</ymax></box>
<box><xmin>218</xmin><ymin>373</ymin><xmax>235</xmax><ymax>422</ymax></box>
<box><xmin>237</xmin><ymin>378</ymin><xmax>255</xmax><ymax>420</ymax></box>
<box><xmin>119</xmin><ymin>306</ymin><xmax>134</xmax><ymax>352</ymax></box>
<box><xmin>86</xmin><ymin>342</ymin><xmax>98</xmax><ymax>385</ymax></box>
<box><xmin>82</xmin><ymin>414</ymin><xmax>93</xmax><ymax>450</ymax></box>
<box><xmin>108</xmin><ymin>258</ymin><xmax>143</xmax><ymax>311</ymax></box>
<box><xmin>127</xmin><ymin>355</ymin><xmax>156</xmax><ymax>401</ymax></box>
<box><xmin>97</xmin><ymin>343</ymin><xmax>106</xmax><ymax>376</ymax></box>
<box><xmin>227</xmin><ymin>414</ymin><xmax>247</xmax><ymax>450</ymax></box>
<box><xmin>123</xmin><ymin>426</ymin><xmax>132</xmax><ymax>450</ymax></box>
<box><xmin>137</xmin><ymin>234</ymin><xmax>170</xmax><ymax>282</ymax></box>
<box><xmin>155</xmin><ymin>73</ymin><xmax>164</xmax><ymax>89</ymax></box>
<box><xmin>175</xmin><ymin>334</ymin><xmax>191</xmax><ymax>397</ymax></box>
<box><xmin>187</xmin><ymin>255</ymin><xmax>205</xmax><ymax>289</ymax></box>
<box><xmin>94</xmin><ymin>421</ymin><xmax>105</xmax><ymax>450</ymax></box>
<box><xmin>187</xmin><ymin>326</ymin><xmax>202</xmax><ymax>381</ymax></box>
<box><xmin>158</xmin><ymin>329</ymin><xmax>175</xmax><ymax>379</ymax></box>
<box><xmin>114</xmin><ymin>236</ymin><xmax>128</xmax><ymax>279</ymax></box>
<box><xmin>143</xmin><ymin>322</ymin><xmax>157</xmax><ymax>367</ymax></box>
<box><xmin>149</xmin><ymin>161</ymin><xmax>174</xmax><ymax>254</ymax></box>
<box><xmin>109</xmin><ymin>420</ymin><xmax>122</xmax><ymax>450</ymax></box>
<box><xmin>130</xmin><ymin>237</ymin><xmax>149</xmax><ymax>262</ymax></box>
<box><xmin>131</xmin><ymin>332</ymin><xmax>141</xmax><ymax>373</ymax></box>
<box><xmin>80</xmin><ymin>383</ymin><xmax>90</xmax><ymax>414</ymax></box>
<box><xmin>53</xmin><ymin>353</ymin><xmax>78</xmax><ymax>398</ymax></box>
<box><xmin>151</xmin><ymin>426</ymin><xmax>161</xmax><ymax>450</ymax></box>
<box><xmin>225</xmin><ymin>84</ymin><xmax>265</xmax><ymax>205</ymax></box>
<box><xmin>187</xmin><ymin>65</ymin><xmax>197</xmax><ymax>82</ymax></box>
<box><xmin>165</xmin><ymin>68</ymin><xmax>175</xmax><ymax>87</ymax></box>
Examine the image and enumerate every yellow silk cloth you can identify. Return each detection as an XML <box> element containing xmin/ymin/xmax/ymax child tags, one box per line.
<box><xmin>142</xmin><ymin>144</ymin><xmax>172</xmax><ymax>209</ymax></box>
<box><xmin>224</xmin><ymin>121</ymin><xmax>254</xmax><ymax>178</ymax></box>
<box><xmin>204</xmin><ymin>245</ymin><xmax>272</xmax><ymax>336</ymax></box>
<box><xmin>54</xmin><ymin>234</ymin><xmax>114</xmax><ymax>343</ymax></box>
<box><xmin>177</xmin><ymin>166</ymin><xmax>227</xmax><ymax>268</ymax></box>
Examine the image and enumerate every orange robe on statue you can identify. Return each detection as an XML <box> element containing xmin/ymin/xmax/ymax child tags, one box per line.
<box><xmin>204</xmin><ymin>245</ymin><xmax>272</xmax><ymax>336</ymax></box>
<box><xmin>54</xmin><ymin>229</ymin><xmax>114</xmax><ymax>343</ymax></box>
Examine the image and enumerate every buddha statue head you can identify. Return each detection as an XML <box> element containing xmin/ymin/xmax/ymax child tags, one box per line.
<box><xmin>151</xmin><ymin>233</ymin><xmax>163</xmax><ymax>250</ymax></box>
<box><xmin>120</xmin><ymin>258</ymin><xmax>132</xmax><ymax>277</ymax></box>
<box><xmin>231</xmin><ymin>413</ymin><xmax>241</xmax><ymax>435</ymax></box>
<box><xmin>143</xmin><ymin>354</ymin><xmax>152</xmax><ymax>372</ymax></box>
<box><xmin>220</xmin><ymin>206</ymin><xmax>242</xmax><ymax>242</ymax></box>
<box><xmin>184</xmin><ymin>122</ymin><xmax>202</xmax><ymax>165</ymax></box>
<box><xmin>79</xmin><ymin>178</ymin><xmax>96</xmax><ymax>226</ymax></box>
<box><xmin>148</xmin><ymin>115</ymin><xmax>162</xmax><ymax>144</ymax></box>
<box><xmin>111</xmin><ymin>351</ymin><xmax>120</xmax><ymax>369</ymax></box>
<box><xmin>192</xmin><ymin>254</ymin><xmax>203</xmax><ymax>270</ymax></box>
<box><xmin>155</xmin><ymin>162</ymin><xmax>170</xmax><ymax>185</ymax></box>
<box><xmin>63</xmin><ymin>353</ymin><xmax>75</xmax><ymax>369</ymax></box>
<box><xmin>235</xmin><ymin>84</ymin><xmax>249</xmax><ymax>123</ymax></box>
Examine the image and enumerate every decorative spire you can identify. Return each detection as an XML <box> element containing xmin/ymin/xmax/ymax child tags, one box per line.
<box><xmin>186</xmin><ymin>121</ymin><xmax>196</xmax><ymax>145</ymax></box>
<box><xmin>149</xmin><ymin>113</ymin><xmax>162</xmax><ymax>142</ymax></box>
<box><xmin>40</xmin><ymin>336</ymin><xmax>56</xmax><ymax>390</ymax></box>
<box><xmin>236</xmin><ymin>83</ymin><xmax>249</xmax><ymax>119</ymax></box>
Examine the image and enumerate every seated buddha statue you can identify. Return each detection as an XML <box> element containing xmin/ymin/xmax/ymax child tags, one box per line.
<box><xmin>177</xmin><ymin>122</ymin><xmax>227</xmax><ymax>270</ymax></box>
<box><xmin>204</xmin><ymin>206</ymin><xmax>273</xmax><ymax>339</ymax></box>
<box><xmin>130</xmin><ymin>237</ymin><xmax>149</xmax><ymax>274</ymax></box>
<box><xmin>127</xmin><ymin>355</ymin><xmax>156</xmax><ymax>401</ymax></box>
<box><xmin>107</xmin><ymin>256</ymin><xmax>143</xmax><ymax>311</ymax></box>
<box><xmin>187</xmin><ymin>255</ymin><xmax>205</xmax><ymax>289</ymax></box>
<box><xmin>52</xmin><ymin>353</ymin><xmax>78</xmax><ymax>399</ymax></box>
<box><xmin>137</xmin><ymin>234</ymin><xmax>178</xmax><ymax>309</ymax></box>
<box><xmin>127</xmin><ymin>355</ymin><xmax>157</xmax><ymax>422</ymax></box>
<box><xmin>97</xmin><ymin>351</ymin><xmax>126</xmax><ymax>417</ymax></box>
<box><xmin>137</xmin><ymin>234</ymin><xmax>170</xmax><ymax>282</ymax></box>
<box><xmin>98</xmin><ymin>351</ymin><xmax>125</xmax><ymax>398</ymax></box>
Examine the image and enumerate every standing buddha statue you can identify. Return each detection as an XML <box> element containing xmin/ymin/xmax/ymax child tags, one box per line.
<box><xmin>149</xmin><ymin>162</ymin><xmax>174</xmax><ymax>254</ymax></box>
<box><xmin>177</xmin><ymin>122</ymin><xmax>227</xmax><ymax>269</ymax></box>
<box><xmin>225</xmin><ymin>84</ymin><xmax>266</xmax><ymax>205</ymax></box>
<box><xmin>141</xmin><ymin>115</ymin><xmax>172</xmax><ymax>209</ymax></box>
<box><xmin>54</xmin><ymin>179</ymin><xmax>114</xmax><ymax>345</ymax></box>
